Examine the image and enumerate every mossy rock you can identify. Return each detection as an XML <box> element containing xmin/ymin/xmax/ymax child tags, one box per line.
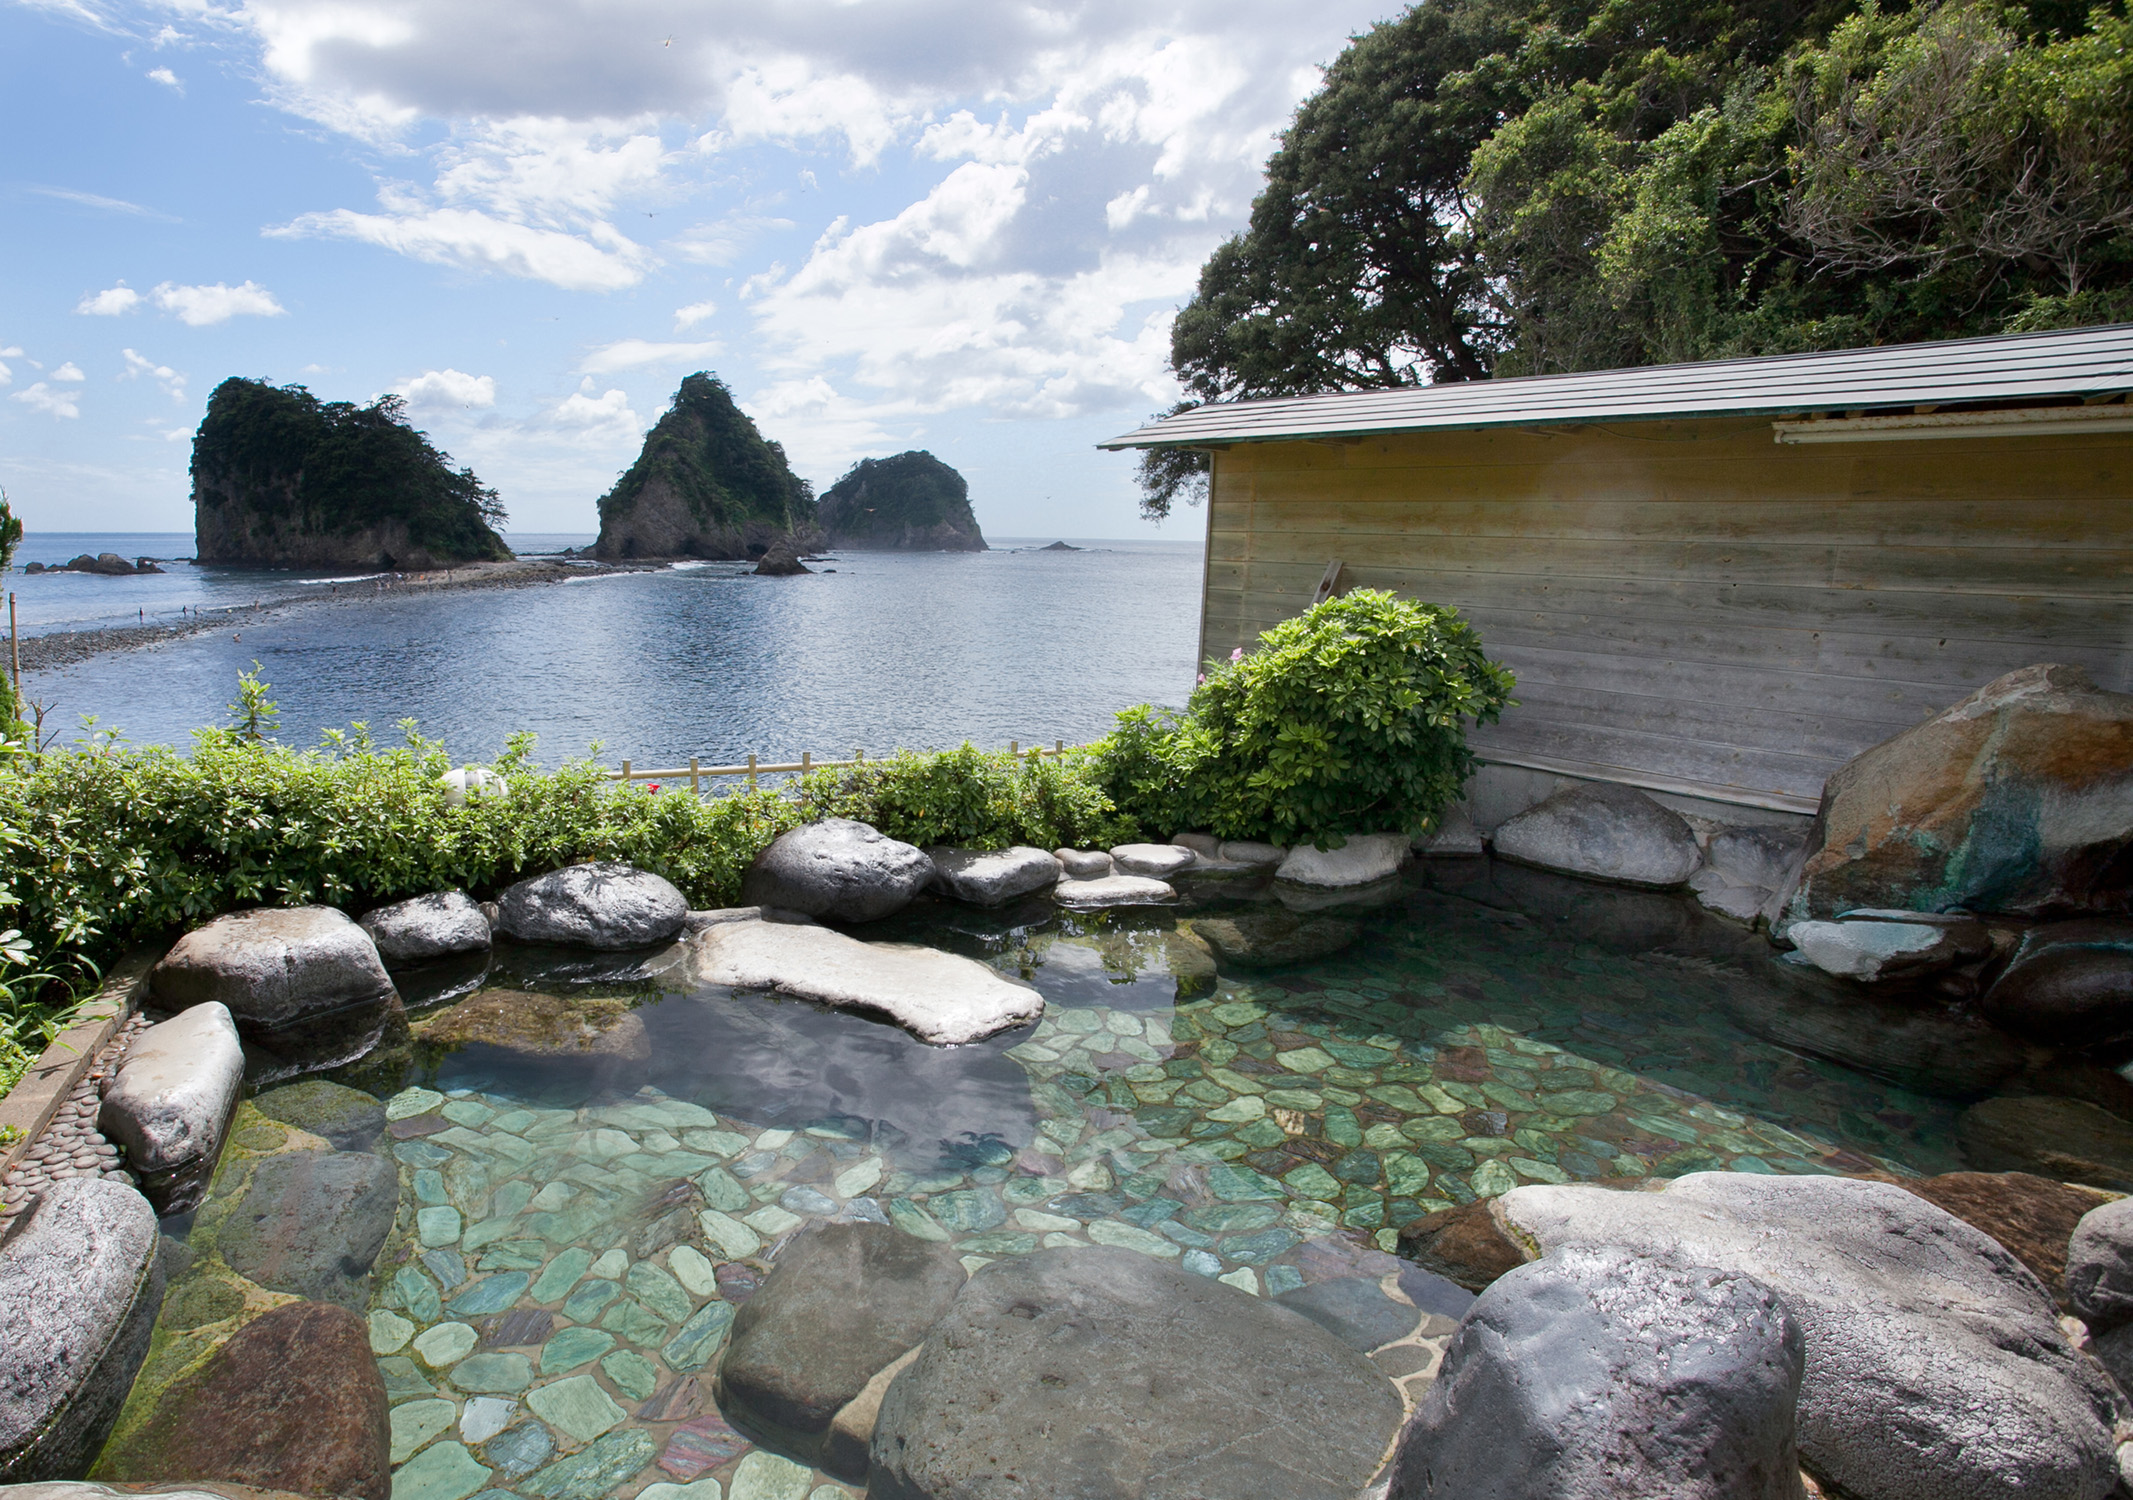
<box><xmin>250</xmin><ymin>1079</ymin><xmax>386</xmax><ymax>1152</ymax></box>
<box><xmin>412</xmin><ymin>987</ymin><xmax>648</xmax><ymax>1059</ymax></box>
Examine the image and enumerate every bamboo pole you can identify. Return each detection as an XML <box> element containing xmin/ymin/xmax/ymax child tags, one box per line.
<box><xmin>689</xmin><ymin>757</ymin><xmax>700</xmax><ymax>794</ymax></box>
<box><xmin>746</xmin><ymin>752</ymin><xmax>757</xmax><ymax>789</ymax></box>
<box><xmin>604</xmin><ymin>740</ymin><xmax>1076</xmax><ymax>784</ymax></box>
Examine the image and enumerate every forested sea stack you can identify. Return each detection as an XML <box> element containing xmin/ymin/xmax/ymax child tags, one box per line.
<box><xmin>191</xmin><ymin>378</ymin><xmax>511</xmax><ymax>569</ymax></box>
<box><xmin>594</xmin><ymin>373</ymin><xmax>819</xmax><ymax>561</ymax></box>
<box><xmin>817</xmin><ymin>451</ymin><xmax>986</xmax><ymax>551</ymax></box>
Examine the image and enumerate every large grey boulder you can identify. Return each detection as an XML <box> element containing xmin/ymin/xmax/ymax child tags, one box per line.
<box><xmin>1493</xmin><ymin>782</ymin><xmax>1701</xmax><ymax>888</ymax></box>
<box><xmin>742</xmin><ymin>820</ymin><xmax>933</xmax><ymax>924</ymax></box>
<box><xmin>0</xmin><ymin>1179</ymin><xmax>166</xmax><ymax>1481</ymax></box>
<box><xmin>358</xmin><ymin>891</ymin><xmax>492</xmax><ymax>968</ymax></box>
<box><xmin>1275</xmin><ymin>832</ymin><xmax>1411</xmax><ymax>888</ymax></box>
<box><xmin>496</xmin><ymin>862</ymin><xmax>687</xmax><ymax>949</ymax></box>
<box><xmin>1110</xmin><ymin>843</ymin><xmax>1195</xmax><ymax>878</ymax></box>
<box><xmin>717</xmin><ymin>1223</ymin><xmax>966</xmax><ymax>1476</ymax></box>
<box><xmin>1050</xmin><ymin>874</ymin><xmax>1175</xmax><ymax>907</ymax></box>
<box><xmin>151</xmin><ymin>907</ymin><xmax>395</xmax><ymax>1033</ymax></box>
<box><xmin>2068</xmin><ymin>1197</ymin><xmax>2133</xmax><ymax>1331</ymax></box>
<box><xmin>691</xmin><ymin>920</ymin><xmax>1042</xmax><ymax>1045</ymax></box>
<box><xmin>925</xmin><ymin>847</ymin><xmax>1061</xmax><ymax>906</ymax></box>
<box><xmin>1387</xmin><ymin>1248</ymin><xmax>1807</xmax><ymax>1500</ymax></box>
<box><xmin>96</xmin><ymin>1003</ymin><xmax>245</xmax><ymax>1213</ymax></box>
<box><xmin>1980</xmin><ymin>919</ymin><xmax>2133</xmax><ymax>1048</ymax></box>
<box><xmin>1786</xmin><ymin>917</ymin><xmax>1990</xmax><ymax>982</ymax></box>
<box><xmin>213</xmin><ymin>1150</ymin><xmax>399</xmax><ymax>1311</ymax></box>
<box><xmin>1493</xmin><ymin>1173</ymin><xmax>2123</xmax><ymax>1500</ymax></box>
<box><xmin>868</xmin><ymin>1246</ymin><xmax>1402</xmax><ymax>1500</ymax></box>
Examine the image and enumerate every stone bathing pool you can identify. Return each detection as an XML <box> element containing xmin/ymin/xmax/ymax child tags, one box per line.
<box><xmin>138</xmin><ymin>856</ymin><xmax>1996</xmax><ymax>1500</ymax></box>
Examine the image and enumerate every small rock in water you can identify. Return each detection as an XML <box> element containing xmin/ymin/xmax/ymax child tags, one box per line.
<box><xmin>1052</xmin><ymin>848</ymin><xmax>1113</xmax><ymax>879</ymax></box>
<box><xmin>496</xmin><ymin>863</ymin><xmax>688</xmax><ymax>950</ymax></box>
<box><xmin>926</xmin><ymin>847</ymin><xmax>1062</xmax><ymax>906</ymax></box>
<box><xmin>361</xmin><ymin>890</ymin><xmax>494</xmax><ymax>967</ymax></box>
<box><xmin>95</xmin><ymin>1002</ymin><xmax>245</xmax><ymax>1213</ymax></box>
<box><xmin>251</xmin><ymin>1077</ymin><xmax>388</xmax><ymax>1153</ymax></box>
<box><xmin>742</xmin><ymin>819</ymin><xmax>934</xmax><ymax>924</ymax></box>
<box><xmin>1978</xmin><ymin>918</ymin><xmax>2133</xmax><ymax>1048</ymax></box>
<box><xmin>1110</xmin><ymin>843</ymin><xmax>1195</xmax><ymax>878</ymax></box>
<box><xmin>1275</xmin><ymin>832</ymin><xmax>1413</xmax><ymax>889</ymax></box>
<box><xmin>1786</xmin><ymin>917</ymin><xmax>1989</xmax><ymax>982</ymax></box>
<box><xmin>1491</xmin><ymin>782</ymin><xmax>1700</xmax><ymax>889</ymax></box>
<box><xmin>1413</xmin><ymin>806</ymin><xmax>1484</xmax><ymax>857</ymax></box>
<box><xmin>215</xmin><ymin>1150</ymin><xmax>399</xmax><ymax>1310</ymax></box>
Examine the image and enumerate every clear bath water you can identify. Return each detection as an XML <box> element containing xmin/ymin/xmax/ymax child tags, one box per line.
<box><xmin>184</xmin><ymin>858</ymin><xmax>1990</xmax><ymax>1500</ymax></box>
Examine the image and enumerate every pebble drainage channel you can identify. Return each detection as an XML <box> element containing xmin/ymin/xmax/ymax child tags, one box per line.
<box><xmin>0</xmin><ymin>1012</ymin><xmax>149</xmax><ymax>1231</ymax></box>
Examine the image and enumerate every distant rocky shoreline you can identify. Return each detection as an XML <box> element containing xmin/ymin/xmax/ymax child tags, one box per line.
<box><xmin>14</xmin><ymin>557</ymin><xmax>623</xmax><ymax>673</ymax></box>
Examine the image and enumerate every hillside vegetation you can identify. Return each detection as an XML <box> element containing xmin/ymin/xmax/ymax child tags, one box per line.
<box><xmin>192</xmin><ymin>378</ymin><xmax>510</xmax><ymax>567</ymax></box>
<box><xmin>818</xmin><ymin>450</ymin><xmax>986</xmax><ymax>551</ymax></box>
<box><xmin>1146</xmin><ymin>0</ymin><xmax>2133</xmax><ymax>514</ymax></box>
<box><xmin>595</xmin><ymin>373</ymin><xmax>818</xmax><ymax>560</ymax></box>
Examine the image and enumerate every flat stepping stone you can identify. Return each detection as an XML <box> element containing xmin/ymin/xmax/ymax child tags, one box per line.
<box><xmin>1050</xmin><ymin>874</ymin><xmax>1175</xmax><ymax>907</ymax></box>
<box><xmin>1110</xmin><ymin>843</ymin><xmax>1195</xmax><ymax>878</ymax></box>
<box><xmin>869</xmin><ymin>1245</ymin><xmax>1401</xmax><ymax>1499</ymax></box>
<box><xmin>96</xmin><ymin>1001</ymin><xmax>245</xmax><ymax>1213</ymax></box>
<box><xmin>690</xmin><ymin>920</ymin><xmax>1041</xmax><ymax>1045</ymax></box>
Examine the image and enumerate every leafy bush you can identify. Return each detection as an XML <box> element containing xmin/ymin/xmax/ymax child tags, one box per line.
<box><xmin>795</xmin><ymin>744</ymin><xmax>1138</xmax><ymax>851</ymax></box>
<box><xmin>1089</xmin><ymin>589</ymin><xmax>1514</xmax><ymax>846</ymax></box>
<box><xmin>0</xmin><ymin>719</ymin><xmax>801</xmax><ymax>1038</ymax></box>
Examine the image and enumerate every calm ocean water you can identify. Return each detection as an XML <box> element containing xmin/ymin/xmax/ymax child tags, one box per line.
<box><xmin>11</xmin><ymin>534</ymin><xmax>1206</xmax><ymax>764</ymax></box>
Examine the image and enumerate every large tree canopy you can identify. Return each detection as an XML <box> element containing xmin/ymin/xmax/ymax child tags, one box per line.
<box><xmin>1145</xmin><ymin>0</ymin><xmax>2133</xmax><ymax>515</ymax></box>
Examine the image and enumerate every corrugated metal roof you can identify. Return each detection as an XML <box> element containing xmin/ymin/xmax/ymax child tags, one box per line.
<box><xmin>1097</xmin><ymin>323</ymin><xmax>2133</xmax><ymax>448</ymax></box>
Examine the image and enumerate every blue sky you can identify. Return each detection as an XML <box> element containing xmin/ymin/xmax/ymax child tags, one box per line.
<box><xmin>0</xmin><ymin>0</ymin><xmax>1393</xmax><ymax>540</ymax></box>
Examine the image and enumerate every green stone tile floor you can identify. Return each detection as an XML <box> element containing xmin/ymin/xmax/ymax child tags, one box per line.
<box><xmin>362</xmin><ymin>861</ymin><xmax>1976</xmax><ymax>1500</ymax></box>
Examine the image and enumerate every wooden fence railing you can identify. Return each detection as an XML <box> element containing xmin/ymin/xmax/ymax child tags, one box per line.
<box><xmin>610</xmin><ymin>739</ymin><xmax>1078</xmax><ymax>793</ymax></box>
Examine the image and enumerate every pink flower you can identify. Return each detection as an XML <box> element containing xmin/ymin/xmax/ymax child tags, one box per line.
<box><xmin>1196</xmin><ymin>674</ymin><xmax>1206</xmax><ymax>684</ymax></box>
<box><xmin>1230</xmin><ymin>647</ymin><xmax>1244</xmax><ymax>662</ymax></box>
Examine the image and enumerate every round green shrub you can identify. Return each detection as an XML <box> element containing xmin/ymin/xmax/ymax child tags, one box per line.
<box><xmin>1092</xmin><ymin>589</ymin><xmax>1514</xmax><ymax>846</ymax></box>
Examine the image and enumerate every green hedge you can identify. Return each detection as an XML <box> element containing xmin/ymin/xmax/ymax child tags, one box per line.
<box><xmin>794</xmin><ymin>743</ymin><xmax>1138</xmax><ymax>852</ymax></box>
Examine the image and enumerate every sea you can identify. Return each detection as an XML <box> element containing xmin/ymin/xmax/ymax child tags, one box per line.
<box><xmin>6</xmin><ymin>532</ymin><xmax>1206</xmax><ymax>765</ymax></box>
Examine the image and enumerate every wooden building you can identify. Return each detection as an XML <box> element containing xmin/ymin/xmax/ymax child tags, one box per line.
<box><xmin>1102</xmin><ymin>326</ymin><xmax>2133</xmax><ymax>824</ymax></box>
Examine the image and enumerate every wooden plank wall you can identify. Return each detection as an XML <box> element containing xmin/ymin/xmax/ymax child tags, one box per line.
<box><xmin>1201</xmin><ymin>416</ymin><xmax>2133</xmax><ymax>811</ymax></box>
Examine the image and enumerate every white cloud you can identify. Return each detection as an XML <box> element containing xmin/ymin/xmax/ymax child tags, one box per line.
<box><xmin>146</xmin><ymin>66</ymin><xmax>182</xmax><ymax>92</ymax></box>
<box><xmin>78</xmin><ymin>283</ymin><xmax>143</xmax><ymax>316</ymax></box>
<box><xmin>121</xmin><ymin>349</ymin><xmax>187</xmax><ymax>403</ymax></box>
<box><xmin>394</xmin><ymin>367</ymin><xmax>496</xmax><ymax>408</ymax></box>
<box><xmin>0</xmin><ymin>346</ymin><xmax>17</xmax><ymax>386</ymax></box>
<box><xmin>673</xmin><ymin>299</ymin><xmax>717</xmax><ymax>331</ymax></box>
<box><xmin>52</xmin><ymin>362</ymin><xmax>85</xmax><ymax>382</ymax></box>
<box><xmin>578</xmin><ymin>338</ymin><xmax>721</xmax><ymax>374</ymax></box>
<box><xmin>151</xmin><ymin>280</ymin><xmax>286</xmax><ymax>326</ymax></box>
<box><xmin>273</xmin><ymin>202</ymin><xmax>650</xmax><ymax>291</ymax></box>
<box><xmin>547</xmin><ymin>378</ymin><xmax>639</xmax><ymax>437</ymax></box>
<box><xmin>13</xmin><ymin>382</ymin><xmax>81</xmax><ymax>418</ymax></box>
<box><xmin>31</xmin><ymin>187</ymin><xmax>178</xmax><ymax>221</ymax></box>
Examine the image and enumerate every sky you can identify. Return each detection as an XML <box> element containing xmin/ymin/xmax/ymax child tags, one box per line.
<box><xmin>0</xmin><ymin>0</ymin><xmax>1396</xmax><ymax>540</ymax></box>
